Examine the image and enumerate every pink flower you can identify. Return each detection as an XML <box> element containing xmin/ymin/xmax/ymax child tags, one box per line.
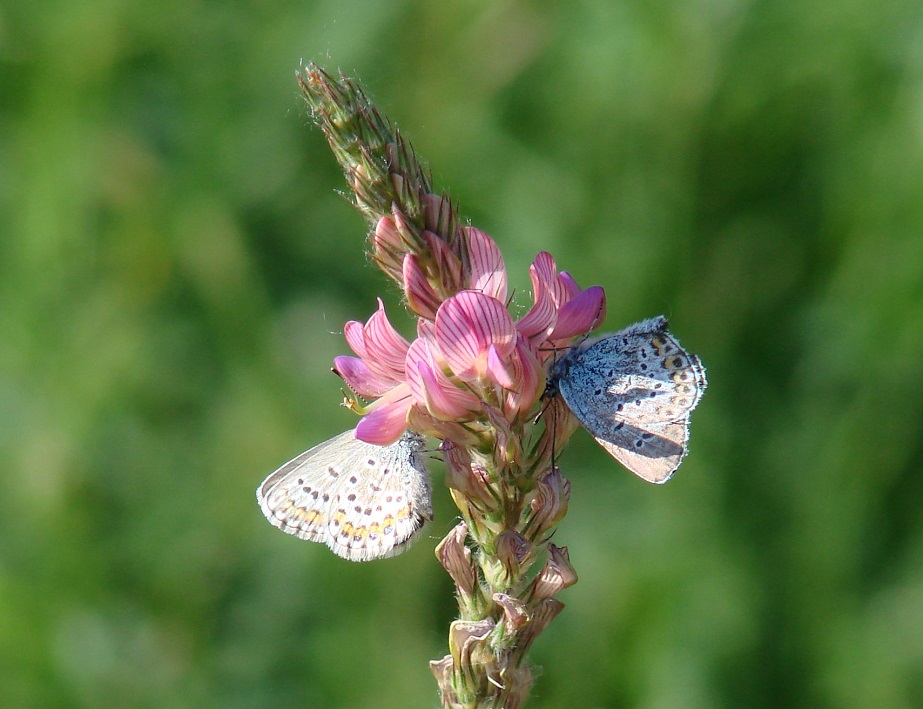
<box><xmin>334</xmin><ymin>228</ymin><xmax>606</xmax><ymax>445</ymax></box>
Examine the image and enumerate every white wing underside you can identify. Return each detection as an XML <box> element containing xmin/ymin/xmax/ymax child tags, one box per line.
<box><xmin>256</xmin><ymin>429</ymin><xmax>431</xmax><ymax>561</ymax></box>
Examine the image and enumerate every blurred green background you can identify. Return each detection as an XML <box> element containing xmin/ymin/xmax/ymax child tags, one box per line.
<box><xmin>3</xmin><ymin>1</ymin><xmax>923</xmax><ymax>707</ymax></box>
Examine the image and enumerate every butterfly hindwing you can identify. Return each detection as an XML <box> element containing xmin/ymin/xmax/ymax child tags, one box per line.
<box><xmin>594</xmin><ymin>419</ymin><xmax>690</xmax><ymax>484</ymax></box>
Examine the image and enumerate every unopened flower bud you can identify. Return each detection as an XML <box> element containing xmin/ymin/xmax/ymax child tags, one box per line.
<box><xmin>523</xmin><ymin>467</ymin><xmax>571</xmax><ymax>541</ymax></box>
<box><xmin>508</xmin><ymin>597</ymin><xmax>565</xmax><ymax>668</ymax></box>
<box><xmin>403</xmin><ymin>254</ymin><xmax>442</xmax><ymax>319</ymax></box>
<box><xmin>529</xmin><ymin>544</ymin><xmax>578</xmax><ymax>601</ymax></box>
<box><xmin>422</xmin><ymin>192</ymin><xmax>456</xmax><ymax>239</ymax></box>
<box><xmin>442</xmin><ymin>441</ymin><xmax>498</xmax><ymax>509</ymax></box>
<box><xmin>436</xmin><ymin>522</ymin><xmax>477</xmax><ymax>599</ymax></box>
<box><xmin>493</xmin><ymin>593</ymin><xmax>530</xmax><ymax>636</ymax></box>
<box><xmin>422</xmin><ymin>229</ymin><xmax>463</xmax><ymax>294</ymax></box>
<box><xmin>448</xmin><ymin>618</ymin><xmax>495</xmax><ymax>695</ymax></box>
<box><xmin>493</xmin><ymin>530</ymin><xmax>532</xmax><ymax>586</ymax></box>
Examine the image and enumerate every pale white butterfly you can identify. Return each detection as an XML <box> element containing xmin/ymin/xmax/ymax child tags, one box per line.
<box><xmin>256</xmin><ymin>428</ymin><xmax>432</xmax><ymax>561</ymax></box>
<box><xmin>547</xmin><ymin>316</ymin><xmax>706</xmax><ymax>484</ymax></box>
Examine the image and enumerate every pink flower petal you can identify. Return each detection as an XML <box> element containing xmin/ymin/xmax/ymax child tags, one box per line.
<box><xmin>556</xmin><ymin>271</ymin><xmax>583</xmax><ymax>303</ymax></box>
<box><xmin>530</xmin><ymin>252</ymin><xmax>558</xmax><ymax>289</ymax></box>
<box><xmin>403</xmin><ymin>335</ymin><xmax>440</xmax><ymax>398</ymax></box>
<box><xmin>422</xmin><ymin>193</ymin><xmax>453</xmax><ymax>234</ymax></box>
<box><xmin>484</xmin><ymin>343</ymin><xmax>516</xmax><ymax>390</ymax></box>
<box><xmin>423</xmin><ymin>230</ymin><xmax>463</xmax><ymax>294</ymax></box>
<box><xmin>414</xmin><ymin>360</ymin><xmax>482</xmax><ymax>419</ymax></box>
<box><xmin>435</xmin><ymin>291</ymin><xmax>516</xmax><ymax>380</ymax></box>
<box><xmin>549</xmin><ymin>285</ymin><xmax>606</xmax><ymax>341</ymax></box>
<box><xmin>355</xmin><ymin>390</ymin><xmax>413</xmax><ymax>444</ymax></box>
<box><xmin>373</xmin><ymin>216</ymin><xmax>402</xmax><ymax>252</ymax></box>
<box><xmin>332</xmin><ymin>355</ymin><xmax>392</xmax><ymax>398</ymax></box>
<box><xmin>362</xmin><ymin>299</ymin><xmax>410</xmax><ymax>382</ymax></box>
<box><xmin>516</xmin><ymin>257</ymin><xmax>559</xmax><ymax>342</ymax></box>
<box><xmin>462</xmin><ymin>227</ymin><xmax>508</xmax><ymax>302</ymax></box>
<box><xmin>407</xmin><ymin>408</ymin><xmax>480</xmax><ymax>448</ymax></box>
<box><xmin>371</xmin><ymin>216</ymin><xmax>407</xmax><ymax>281</ymax></box>
<box><xmin>503</xmin><ymin>339</ymin><xmax>544</xmax><ymax>417</ymax></box>
<box><xmin>417</xmin><ymin>317</ymin><xmax>437</xmax><ymax>345</ymax></box>
<box><xmin>405</xmin><ymin>338</ymin><xmax>480</xmax><ymax>419</ymax></box>
<box><xmin>343</xmin><ymin>320</ymin><xmax>368</xmax><ymax>359</ymax></box>
<box><xmin>530</xmin><ymin>254</ymin><xmax>579</xmax><ymax>307</ymax></box>
<box><xmin>403</xmin><ymin>254</ymin><xmax>442</xmax><ymax>320</ymax></box>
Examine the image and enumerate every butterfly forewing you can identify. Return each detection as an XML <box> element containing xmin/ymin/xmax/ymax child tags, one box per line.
<box><xmin>567</xmin><ymin>321</ymin><xmax>705</xmax><ymax>423</ymax></box>
<box><xmin>256</xmin><ymin>429</ymin><xmax>431</xmax><ymax>561</ymax></box>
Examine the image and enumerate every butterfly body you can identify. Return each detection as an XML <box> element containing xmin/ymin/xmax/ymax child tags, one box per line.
<box><xmin>257</xmin><ymin>429</ymin><xmax>431</xmax><ymax>561</ymax></box>
<box><xmin>548</xmin><ymin>316</ymin><xmax>706</xmax><ymax>484</ymax></box>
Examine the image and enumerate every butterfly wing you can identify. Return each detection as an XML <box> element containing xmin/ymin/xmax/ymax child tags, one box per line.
<box><xmin>256</xmin><ymin>429</ymin><xmax>432</xmax><ymax>561</ymax></box>
<box><xmin>593</xmin><ymin>419</ymin><xmax>690</xmax><ymax>484</ymax></box>
<box><xmin>325</xmin><ymin>431</ymin><xmax>432</xmax><ymax>561</ymax></box>
<box><xmin>563</xmin><ymin>317</ymin><xmax>706</xmax><ymax>422</ymax></box>
<box><xmin>556</xmin><ymin>316</ymin><xmax>706</xmax><ymax>483</ymax></box>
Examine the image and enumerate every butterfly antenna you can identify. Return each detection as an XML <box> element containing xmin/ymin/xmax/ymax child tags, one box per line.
<box><xmin>572</xmin><ymin>296</ymin><xmax>607</xmax><ymax>347</ymax></box>
<box><xmin>548</xmin><ymin>346</ymin><xmax>559</xmax><ymax>471</ymax></box>
<box><xmin>550</xmin><ymin>397</ymin><xmax>559</xmax><ymax>471</ymax></box>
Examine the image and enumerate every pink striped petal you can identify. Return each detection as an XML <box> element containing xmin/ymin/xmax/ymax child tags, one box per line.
<box><xmin>373</xmin><ymin>216</ymin><xmax>402</xmax><ymax>252</ymax></box>
<box><xmin>435</xmin><ymin>291</ymin><xmax>516</xmax><ymax>380</ymax></box>
<box><xmin>549</xmin><ymin>286</ymin><xmax>606</xmax><ymax>341</ymax></box>
<box><xmin>362</xmin><ymin>299</ymin><xmax>410</xmax><ymax>381</ymax></box>
<box><xmin>403</xmin><ymin>254</ymin><xmax>441</xmax><ymax>320</ymax></box>
<box><xmin>530</xmin><ymin>252</ymin><xmax>558</xmax><ymax>292</ymax></box>
<box><xmin>556</xmin><ymin>271</ymin><xmax>583</xmax><ymax>303</ymax></box>
<box><xmin>343</xmin><ymin>320</ymin><xmax>368</xmax><ymax>359</ymax></box>
<box><xmin>332</xmin><ymin>355</ymin><xmax>392</xmax><ymax>398</ymax></box>
<box><xmin>531</xmin><ymin>253</ymin><xmax>578</xmax><ymax>307</ymax></box>
<box><xmin>503</xmin><ymin>340</ymin><xmax>544</xmax><ymax>417</ymax></box>
<box><xmin>404</xmin><ymin>335</ymin><xmax>440</xmax><ymax>400</ymax></box>
<box><xmin>516</xmin><ymin>259</ymin><xmax>558</xmax><ymax>342</ymax></box>
<box><xmin>371</xmin><ymin>216</ymin><xmax>407</xmax><ymax>281</ymax></box>
<box><xmin>462</xmin><ymin>227</ymin><xmax>507</xmax><ymax>301</ymax></box>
